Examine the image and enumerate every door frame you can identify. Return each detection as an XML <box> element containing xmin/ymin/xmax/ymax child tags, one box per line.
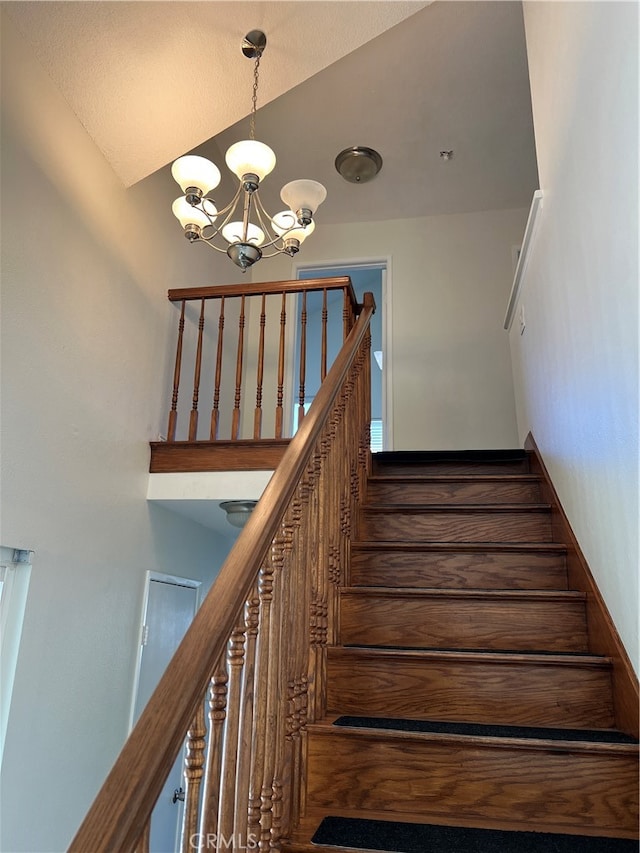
<box><xmin>293</xmin><ymin>256</ymin><xmax>394</xmax><ymax>451</ymax></box>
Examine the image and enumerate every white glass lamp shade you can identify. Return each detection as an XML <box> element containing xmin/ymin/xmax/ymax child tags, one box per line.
<box><xmin>221</xmin><ymin>221</ymin><xmax>265</xmax><ymax>246</ymax></box>
<box><xmin>280</xmin><ymin>180</ymin><xmax>327</xmax><ymax>216</ymax></box>
<box><xmin>171</xmin><ymin>156</ymin><xmax>221</xmax><ymax>195</ymax></box>
<box><xmin>220</xmin><ymin>500</ymin><xmax>257</xmax><ymax>529</ymax></box>
<box><xmin>272</xmin><ymin>210</ymin><xmax>316</xmax><ymax>243</ymax></box>
<box><xmin>225</xmin><ymin>140</ymin><xmax>276</xmax><ymax>182</ymax></box>
<box><xmin>172</xmin><ymin>197</ymin><xmax>214</xmax><ymax>229</ymax></box>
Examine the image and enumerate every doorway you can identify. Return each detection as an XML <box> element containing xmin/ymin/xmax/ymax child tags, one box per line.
<box><xmin>130</xmin><ymin>572</ymin><xmax>201</xmax><ymax>853</ymax></box>
<box><xmin>0</xmin><ymin>545</ymin><xmax>32</xmax><ymax>763</ymax></box>
<box><xmin>293</xmin><ymin>261</ymin><xmax>391</xmax><ymax>451</ymax></box>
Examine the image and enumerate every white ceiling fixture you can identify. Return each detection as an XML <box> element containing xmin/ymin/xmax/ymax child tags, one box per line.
<box><xmin>171</xmin><ymin>30</ymin><xmax>326</xmax><ymax>272</ymax></box>
<box><xmin>220</xmin><ymin>500</ymin><xmax>258</xmax><ymax>529</ymax></box>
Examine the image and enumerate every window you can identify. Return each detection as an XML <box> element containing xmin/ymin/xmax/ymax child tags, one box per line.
<box><xmin>370</xmin><ymin>419</ymin><xmax>383</xmax><ymax>453</ymax></box>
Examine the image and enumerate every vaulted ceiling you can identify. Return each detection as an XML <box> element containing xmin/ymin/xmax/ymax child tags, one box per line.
<box><xmin>4</xmin><ymin>0</ymin><xmax>539</xmax><ymax>224</ymax></box>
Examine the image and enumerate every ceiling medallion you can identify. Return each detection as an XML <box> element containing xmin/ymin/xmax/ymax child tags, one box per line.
<box><xmin>335</xmin><ymin>146</ymin><xmax>383</xmax><ymax>184</ymax></box>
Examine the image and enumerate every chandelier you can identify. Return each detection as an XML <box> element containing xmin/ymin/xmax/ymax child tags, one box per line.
<box><xmin>171</xmin><ymin>30</ymin><xmax>326</xmax><ymax>272</ymax></box>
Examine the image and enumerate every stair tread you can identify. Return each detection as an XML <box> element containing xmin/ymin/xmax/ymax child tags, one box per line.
<box><xmin>351</xmin><ymin>542</ymin><xmax>567</xmax><ymax>552</ymax></box>
<box><xmin>368</xmin><ymin>474</ymin><xmax>541</xmax><ymax>482</ymax></box>
<box><xmin>340</xmin><ymin>587</ymin><xmax>585</xmax><ymax>601</ymax></box>
<box><xmin>374</xmin><ymin>449</ymin><xmax>528</xmax><ymax>463</ymax></box>
<box><xmin>329</xmin><ymin>715</ymin><xmax>639</xmax><ymax>747</ymax></box>
<box><xmin>331</xmin><ymin>646</ymin><xmax>612</xmax><ymax>667</ymax></box>
<box><xmin>361</xmin><ymin>503</ymin><xmax>551</xmax><ymax>512</ymax></box>
<box><xmin>308</xmin><ymin>816</ymin><xmax>639</xmax><ymax>851</ymax></box>
<box><xmin>309</xmin><ymin>724</ymin><xmax>638</xmax><ymax>756</ymax></box>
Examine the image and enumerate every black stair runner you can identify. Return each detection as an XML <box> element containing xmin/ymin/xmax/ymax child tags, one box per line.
<box><xmin>311</xmin><ymin>816</ymin><xmax>638</xmax><ymax>853</ymax></box>
<box><xmin>332</xmin><ymin>715</ymin><xmax>638</xmax><ymax>744</ymax></box>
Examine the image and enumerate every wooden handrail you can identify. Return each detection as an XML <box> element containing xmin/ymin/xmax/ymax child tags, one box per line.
<box><xmin>69</xmin><ymin>292</ymin><xmax>375</xmax><ymax>852</ymax></box>
<box><xmin>167</xmin><ymin>276</ymin><xmax>359</xmax><ymax>309</ymax></box>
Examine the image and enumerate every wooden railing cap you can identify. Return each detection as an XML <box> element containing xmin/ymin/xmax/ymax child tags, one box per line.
<box><xmin>168</xmin><ymin>277</ymin><xmax>359</xmax><ymax>311</ymax></box>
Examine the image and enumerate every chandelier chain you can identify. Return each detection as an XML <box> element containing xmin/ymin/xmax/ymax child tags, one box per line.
<box><xmin>250</xmin><ymin>54</ymin><xmax>261</xmax><ymax>141</ymax></box>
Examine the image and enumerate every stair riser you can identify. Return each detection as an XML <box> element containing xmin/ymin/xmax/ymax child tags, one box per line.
<box><xmin>339</xmin><ymin>595</ymin><xmax>588</xmax><ymax>652</ymax></box>
<box><xmin>327</xmin><ymin>654</ymin><xmax>615</xmax><ymax>729</ymax></box>
<box><xmin>358</xmin><ymin>510</ymin><xmax>552</xmax><ymax>542</ymax></box>
<box><xmin>350</xmin><ymin>550</ymin><xmax>567</xmax><ymax>589</ymax></box>
<box><xmin>366</xmin><ymin>481</ymin><xmax>541</xmax><ymax>505</ymax></box>
<box><xmin>306</xmin><ymin>732</ymin><xmax>639</xmax><ymax>836</ymax></box>
<box><xmin>373</xmin><ymin>462</ymin><xmax>530</xmax><ymax>476</ymax></box>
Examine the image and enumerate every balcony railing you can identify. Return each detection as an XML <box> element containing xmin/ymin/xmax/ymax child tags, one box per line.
<box><xmin>163</xmin><ymin>277</ymin><xmax>359</xmax><ymax>443</ymax></box>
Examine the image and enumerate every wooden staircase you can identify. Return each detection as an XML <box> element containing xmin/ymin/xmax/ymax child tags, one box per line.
<box><xmin>283</xmin><ymin>450</ymin><xmax>639</xmax><ymax>852</ymax></box>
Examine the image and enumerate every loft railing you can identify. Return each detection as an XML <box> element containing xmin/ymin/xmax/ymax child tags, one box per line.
<box><xmin>164</xmin><ymin>277</ymin><xmax>359</xmax><ymax>442</ymax></box>
<box><xmin>70</xmin><ymin>292</ymin><xmax>375</xmax><ymax>853</ymax></box>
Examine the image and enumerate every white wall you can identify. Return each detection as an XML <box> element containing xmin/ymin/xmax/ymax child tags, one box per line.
<box><xmin>511</xmin><ymin>2</ymin><xmax>638</xmax><ymax>671</ymax></box>
<box><xmin>0</xmin><ymin>14</ymin><xmax>237</xmax><ymax>851</ymax></box>
<box><xmin>253</xmin><ymin>208</ymin><xmax>527</xmax><ymax>450</ymax></box>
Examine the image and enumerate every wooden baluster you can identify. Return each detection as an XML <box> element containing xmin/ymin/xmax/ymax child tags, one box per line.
<box><xmin>189</xmin><ymin>299</ymin><xmax>206</xmax><ymax>441</ymax></box>
<box><xmin>321</xmin><ymin>288</ymin><xmax>328</xmax><ymax>382</ymax></box>
<box><xmin>339</xmin><ymin>389</ymin><xmax>351</xmax><ymax>598</ymax></box>
<box><xmin>363</xmin><ymin>309</ymin><xmax>373</xmax><ymax>479</ymax></box>
<box><xmin>198</xmin><ymin>665</ymin><xmax>228</xmax><ymax>844</ymax></box>
<box><xmin>133</xmin><ymin>818</ymin><xmax>150</xmax><ymax>853</ymax></box>
<box><xmin>180</xmin><ymin>703</ymin><xmax>207</xmax><ymax>853</ymax></box>
<box><xmin>343</xmin><ymin>286</ymin><xmax>351</xmax><ymax>342</ymax></box>
<box><xmin>327</xmin><ymin>408</ymin><xmax>343</xmax><ymax>647</ymax></box>
<box><xmin>210</xmin><ymin>297</ymin><xmax>225</xmax><ymax>440</ymax></box>
<box><xmin>297</xmin><ymin>291</ymin><xmax>307</xmax><ymax>428</ymax></box>
<box><xmin>275</xmin><ymin>293</ymin><xmax>287</xmax><ymax>439</ymax></box>
<box><xmin>297</xmin><ymin>675</ymin><xmax>309</xmax><ymax>821</ymax></box>
<box><xmin>274</xmin><ymin>514</ymin><xmax>299</xmax><ymax>847</ymax></box>
<box><xmin>277</xmin><ymin>477</ymin><xmax>309</xmax><ymax>837</ymax></box>
<box><xmin>234</xmin><ymin>593</ymin><xmax>260</xmax><ymax>851</ymax></box>
<box><xmin>300</xmin><ymin>464</ymin><xmax>317</xmax><ymax>813</ymax></box>
<box><xmin>167</xmin><ymin>299</ymin><xmax>186</xmax><ymax>442</ymax></box>
<box><xmin>314</xmin><ymin>443</ymin><xmax>329</xmax><ymax>723</ymax></box>
<box><xmin>254</xmin><ymin>294</ymin><xmax>267</xmax><ymax>439</ymax></box>
<box><xmin>248</xmin><ymin>557</ymin><xmax>275</xmax><ymax>850</ymax></box>
<box><xmin>232</xmin><ymin>295</ymin><xmax>246</xmax><ymax>440</ymax></box>
<box><xmin>217</xmin><ymin>625</ymin><xmax>246</xmax><ymax>852</ymax></box>
<box><xmin>259</xmin><ymin>530</ymin><xmax>287</xmax><ymax>850</ymax></box>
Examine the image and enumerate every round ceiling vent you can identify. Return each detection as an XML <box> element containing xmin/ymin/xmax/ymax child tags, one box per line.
<box><xmin>335</xmin><ymin>146</ymin><xmax>383</xmax><ymax>184</ymax></box>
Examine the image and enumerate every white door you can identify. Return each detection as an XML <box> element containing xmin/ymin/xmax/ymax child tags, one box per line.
<box><xmin>132</xmin><ymin>573</ymin><xmax>201</xmax><ymax>853</ymax></box>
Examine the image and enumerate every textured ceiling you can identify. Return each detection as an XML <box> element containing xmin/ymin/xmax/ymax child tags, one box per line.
<box><xmin>207</xmin><ymin>1</ymin><xmax>539</xmax><ymax>224</ymax></box>
<box><xmin>5</xmin><ymin>1</ymin><xmax>538</xmax><ymax>224</ymax></box>
<box><xmin>4</xmin><ymin>0</ymin><xmax>431</xmax><ymax>186</ymax></box>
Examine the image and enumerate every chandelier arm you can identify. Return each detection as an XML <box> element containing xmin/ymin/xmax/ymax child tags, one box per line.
<box><xmin>203</xmin><ymin>183</ymin><xmax>244</xmax><ymax>221</ymax></box>
<box><xmin>250</xmin><ymin>199</ymin><xmax>287</xmax><ymax>252</ymax></box>
<box><xmin>194</xmin><ymin>237</ymin><xmax>230</xmax><ymax>254</ymax></box>
<box><xmin>197</xmin><ymin>184</ymin><xmax>245</xmax><ymax>242</ymax></box>
<box><xmin>253</xmin><ymin>194</ymin><xmax>301</xmax><ymax>241</ymax></box>
<box><xmin>240</xmin><ymin>186</ymin><xmax>255</xmax><ymax>244</ymax></box>
<box><xmin>200</xmin><ymin>197</ymin><xmax>219</xmax><ymax>222</ymax></box>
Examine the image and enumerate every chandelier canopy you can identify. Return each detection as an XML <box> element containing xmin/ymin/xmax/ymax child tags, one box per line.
<box><xmin>171</xmin><ymin>30</ymin><xmax>326</xmax><ymax>272</ymax></box>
